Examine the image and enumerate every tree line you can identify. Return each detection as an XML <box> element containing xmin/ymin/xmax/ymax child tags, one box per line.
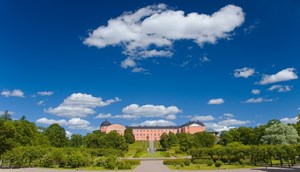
<box><xmin>0</xmin><ymin>110</ymin><xmax>136</xmax><ymax>169</ymax></box>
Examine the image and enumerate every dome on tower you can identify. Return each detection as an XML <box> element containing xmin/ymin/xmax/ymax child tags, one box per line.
<box><xmin>101</xmin><ymin>119</ymin><xmax>111</xmax><ymax>127</ymax></box>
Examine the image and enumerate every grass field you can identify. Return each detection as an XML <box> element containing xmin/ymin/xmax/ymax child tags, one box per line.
<box><xmin>125</xmin><ymin>141</ymin><xmax>171</xmax><ymax>158</ymax></box>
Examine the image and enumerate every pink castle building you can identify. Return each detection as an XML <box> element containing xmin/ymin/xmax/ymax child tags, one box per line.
<box><xmin>100</xmin><ymin>120</ymin><xmax>209</xmax><ymax>141</ymax></box>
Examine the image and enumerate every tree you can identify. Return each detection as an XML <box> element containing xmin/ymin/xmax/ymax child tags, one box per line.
<box><xmin>124</xmin><ymin>128</ymin><xmax>135</xmax><ymax>144</ymax></box>
<box><xmin>14</xmin><ymin>120</ymin><xmax>39</xmax><ymax>146</ymax></box>
<box><xmin>160</xmin><ymin>132</ymin><xmax>170</xmax><ymax>150</ymax></box>
<box><xmin>0</xmin><ymin>110</ymin><xmax>12</xmax><ymax>121</ymax></box>
<box><xmin>261</xmin><ymin>122</ymin><xmax>299</xmax><ymax>145</ymax></box>
<box><xmin>219</xmin><ymin>131</ymin><xmax>234</xmax><ymax>145</ymax></box>
<box><xmin>0</xmin><ymin>120</ymin><xmax>16</xmax><ymax>156</ymax></box>
<box><xmin>99</xmin><ymin>131</ymin><xmax>128</xmax><ymax>151</ymax></box>
<box><xmin>45</xmin><ymin>124</ymin><xmax>68</xmax><ymax>147</ymax></box>
<box><xmin>177</xmin><ymin>133</ymin><xmax>193</xmax><ymax>151</ymax></box>
<box><xmin>237</xmin><ymin>127</ymin><xmax>256</xmax><ymax>145</ymax></box>
<box><xmin>296</xmin><ymin>114</ymin><xmax>300</xmax><ymax>138</ymax></box>
<box><xmin>167</xmin><ymin>132</ymin><xmax>178</xmax><ymax>147</ymax></box>
<box><xmin>193</xmin><ymin>132</ymin><xmax>216</xmax><ymax>148</ymax></box>
<box><xmin>70</xmin><ymin>134</ymin><xmax>83</xmax><ymax>147</ymax></box>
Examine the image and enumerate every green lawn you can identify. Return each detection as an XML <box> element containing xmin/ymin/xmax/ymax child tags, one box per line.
<box><xmin>167</xmin><ymin>164</ymin><xmax>258</xmax><ymax>170</ymax></box>
<box><xmin>46</xmin><ymin>165</ymin><xmax>138</xmax><ymax>170</ymax></box>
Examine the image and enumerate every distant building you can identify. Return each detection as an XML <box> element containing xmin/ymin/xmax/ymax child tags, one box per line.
<box><xmin>100</xmin><ymin>120</ymin><xmax>210</xmax><ymax>141</ymax></box>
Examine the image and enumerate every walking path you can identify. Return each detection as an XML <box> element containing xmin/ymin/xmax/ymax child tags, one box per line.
<box><xmin>1</xmin><ymin>161</ymin><xmax>300</xmax><ymax>172</ymax></box>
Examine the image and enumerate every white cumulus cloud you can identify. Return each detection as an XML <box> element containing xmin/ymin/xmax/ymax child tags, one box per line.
<box><xmin>84</xmin><ymin>4</ymin><xmax>245</xmax><ymax>71</ymax></box>
<box><xmin>122</xmin><ymin>104</ymin><xmax>182</xmax><ymax>118</ymax></box>
<box><xmin>251</xmin><ymin>89</ymin><xmax>260</xmax><ymax>95</ymax></box>
<box><xmin>45</xmin><ymin>93</ymin><xmax>120</xmax><ymax>118</ymax></box>
<box><xmin>259</xmin><ymin>68</ymin><xmax>298</xmax><ymax>85</ymax></box>
<box><xmin>268</xmin><ymin>85</ymin><xmax>292</xmax><ymax>92</ymax></box>
<box><xmin>280</xmin><ymin>116</ymin><xmax>298</xmax><ymax>124</ymax></box>
<box><xmin>208</xmin><ymin>98</ymin><xmax>224</xmax><ymax>105</ymax></box>
<box><xmin>191</xmin><ymin>115</ymin><xmax>215</xmax><ymax>121</ymax></box>
<box><xmin>36</xmin><ymin>117</ymin><xmax>96</xmax><ymax>131</ymax></box>
<box><xmin>134</xmin><ymin>119</ymin><xmax>176</xmax><ymax>126</ymax></box>
<box><xmin>234</xmin><ymin>67</ymin><xmax>255</xmax><ymax>78</ymax></box>
<box><xmin>1</xmin><ymin>89</ymin><xmax>24</xmax><ymax>98</ymax></box>
<box><xmin>37</xmin><ymin>91</ymin><xmax>54</xmax><ymax>96</ymax></box>
<box><xmin>218</xmin><ymin>119</ymin><xmax>250</xmax><ymax>126</ymax></box>
<box><xmin>244</xmin><ymin>97</ymin><xmax>273</xmax><ymax>103</ymax></box>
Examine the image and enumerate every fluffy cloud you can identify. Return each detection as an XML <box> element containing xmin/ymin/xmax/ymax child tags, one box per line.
<box><xmin>218</xmin><ymin>119</ymin><xmax>250</xmax><ymax>126</ymax></box>
<box><xmin>280</xmin><ymin>116</ymin><xmax>298</xmax><ymax>124</ymax></box>
<box><xmin>84</xmin><ymin>4</ymin><xmax>245</xmax><ymax>70</ymax></box>
<box><xmin>45</xmin><ymin>93</ymin><xmax>120</xmax><ymax>118</ymax></box>
<box><xmin>134</xmin><ymin>119</ymin><xmax>176</xmax><ymax>126</ymax></box>
<box><xmin>199</xmin><ymin>56</ymin><xmax>211</xmax><ymax>63</ymax></box>
<box><xmin>268</xmin><ymin>85</ymin><xmax>292</xmax><ymax>92</ymax></box>
<box><xmin>36</xmin><ymin>117</ymin><xmax>67</xmax><ymax>125</ymax></box>
<box><xmin>244</xmin><ymin>97</ymin><xmax>273</xmax><ymax>103</ymax></box>
<box><xmin>251</xmin><ymin>89</ymin><xmax>260</xmax><ymax>95</ymax></box>
<box><xmin>37</xmin><ymin>91</ymin><xmax>54</xmax><ymax>96</ymax></box>
<box><xmin>208</xmin><ymin>98</ymin><xmax>224</xmax><ymax>105</ymax></box>
<box><xmin>122</xmin><ymin>104</ymin><xmax>182</xmax><ymax>118</ymax></box>
<box><xmin>234</xmin><ymin>67</ymin><xmax>255</xmax><ymax>78</ymax></box>
<box><xmin>1</xmin><ymin>89</ymin><xmax>24</xmax><ymax>97</ymax></box>
<box><xmin>191</xmin><ymin>115</ymin><xmax>215</xmax><ymax>121</ymax></box>
<box><xmin>36</xmin><ymin>117</ymin><xmax>96</xmax><ymax>131</ymax></box>
<box><xmin>223</xmin><ymin>113</ymin><xmax>235</xmax><ymax>118</ymax></box>
<box><xmin>205</xmin><ymin>122</ymin><xmax>234</xmax><ymax>132</ymax></box>
<box><xmin>259</xmin><ymin>68</ymin><xmax>298</xmax><ymax>85</ymax></box>
<box><xmin>95</xmin><ymin>113</ymin><xmax>139</xmax><ymax>120</ymax></box>
<box><xmin>205</xmin><ymin>118</ymin><xmax>250</xmax><ymax>132</ymax></box>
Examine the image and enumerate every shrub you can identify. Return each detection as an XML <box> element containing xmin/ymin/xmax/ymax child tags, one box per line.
<box><xmin>207</xmin><ymin>160</ymin><xmax>213</xmax><ymax>166</ymax></box>
<box><xmin>175</xmin><ymin>149</ymin><xmax>183</xmax><ymax>154</ymax></box>
<box><xmin>122</xmin><ymin>159</ymin><xmax>140</xmax><ymax>166</ymax></box>
<box><xmin>163</xmin><ymin>159</ymin><xmax>190</xmax><ymax>166</ymax></box>
<box><xmin>105</xmin><ymin>156</ymin><xmax>117</xmax><ymax>169</ymax></box>
<box><xmin>215</xmin><ymin>160</ymin><xmax>222</xmax><ymax>168</ymax></box>
<box><xmin>117</xmin><ymin>162</ymin><xmax>131</xmax><ymax>169</ymax></box>
<box><xmin>184</xmin><ymin>159</ymin><xmax>191</xmax><ymax>166</ymax></box>
<box><xmin>192</xmin><ymin>159</ymin><xmax>210</xmax><ymax>164</ymax></box>
<box><xmin>93</xmin><ymin>157</ymin><xmax>107</xmax><ymax>167</ymax></box>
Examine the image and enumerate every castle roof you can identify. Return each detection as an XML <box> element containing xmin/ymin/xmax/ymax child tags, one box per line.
<box><xmin>181</xmin><ymin>121</ymin><xmax>205</xmax><ymax>127</ymax></box>
<box><xmin>100</xmin><ymin>119</ymin><xmax>111</xmax><ymax>127</ymax></box>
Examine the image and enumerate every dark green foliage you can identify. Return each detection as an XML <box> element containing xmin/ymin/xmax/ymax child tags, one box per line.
<box><xmin>177</xmin><ymin>133</ymin><xmax>193</xmax><ymax>151</ymax></box>
<box><xmin>193</xmin><ymin>132</ymin><xmax>216</xmax><ymax>148</ymax></box>
<box><xmin>124</xmin><ymin>128</ymin><xmax>135</xmax><ymax>144</ymax></box>
<box><xmin>45</xmin><ymin>124</ymin><xmax>68</xmax><ymax>147</ymax></box>
<box><xmin>70</xmin><ymin>134</ymin><xmax>83</xmax><ymax>147</ymax></box>
<box><xmin>122</xmin><ymin>159</ymin><xmax>140</xmax><ymax>166</ymax></box>
<box><xmin>0</xmin><ymin>120</ymin><xmax>16</xmax><ymax>156</ymax></box>
<box><xmin>207</xmin><ymin>160</ymin><xmax>213</xmax><ymax>166</ymax></box>
<box><xmin>117</xmin><ymin>162</ymin><xmax>131</xmax><ymax>169</ymax></box>
<box><xmin>0</xmin><ymin>110</ymin><xmax>12</xmax><ymax>121</ymax></box>
<box><xmin>163</xmin><ymin>159</ymin><xmax>191</xmax><ymax>166</ymax></box>
<box><xmin>105</xmin><ymin>156</ymin><xmax>117</xmax><ymax>169</ymax></box>
<box><xmin>160</xmin><ymin>132</ymin><xmax>170</xmax><ymax>150</ymax></box>
<box><xmin>215</xmin><ymin>160</ymin><xmax>222</xmax><ymax>168</ymax></box>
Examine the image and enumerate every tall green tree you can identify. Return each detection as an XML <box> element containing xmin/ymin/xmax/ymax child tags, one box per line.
<box><xmin>45</xmin><ymin>124</ymin><xmax>68</xmax><ymax>147</ymax></box>
<box><xmin>124</xmin><ymin>128</ymin><xmax>135</xmax><ymax>144</ymax></box>
<box><xmin>0</xmin><ymin>110</ymin><xmax>12</xmax><ymax>121</ymax></box>
<box><xmin>167</xmin><ymin>132</ymin><xmax>178</xmax><ymax>147</ymax></box>
<box><xmin>193</xmin><ymin>132</ymin><xmax>216</xmax><ymax>148</ymax></box>
<box><xmin>160</xmin><ymin>132</ymin><xmax>170</xmax><ymax>150</ymax></box>
<box><xmin>0</xmin><ymin>120</ymin><xmax>16</xmax><ymax>156</ymax></box>
<box><xmin>14</xmin><ymin>120</ymin><xmax>39</xmax><ymax>146</ymax></box>
<box><xmin>261</xmin><ymin>122</ymin><xmax>299</xmax><ymax>145</ymax></box>
<box><xmin>70</xmin><ymin>134</ymin><xmax>83</xmax><ymax>147</ymax></box>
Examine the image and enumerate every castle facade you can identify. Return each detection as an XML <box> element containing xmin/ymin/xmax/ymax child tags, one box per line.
<box><xmin>100</xmin><ymin>120</ymin><xmax>208</xmax><ymax>141</ymax></box>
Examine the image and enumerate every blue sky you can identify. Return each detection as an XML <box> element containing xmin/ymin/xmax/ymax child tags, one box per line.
<box><xmin>1</xmin><ymin>0</ymin><xmax>300</xmax><ymax>135</ymax></box>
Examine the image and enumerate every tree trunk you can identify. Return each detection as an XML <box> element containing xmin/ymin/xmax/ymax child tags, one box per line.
<box><xmin>279</xmin><ymin>156</ymin><xmax>283</xmax><ymax>167</ymax></box>
<box><xmin>269</xmin><ymin>156</ymin><xmax>273</xmax><ymax>167</ymax></box>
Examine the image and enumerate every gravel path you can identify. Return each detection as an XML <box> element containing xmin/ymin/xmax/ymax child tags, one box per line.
<box><xmin>1</xmin><ymin>161</ymin><xmax>300</xmax><ymax>172</ymax></box>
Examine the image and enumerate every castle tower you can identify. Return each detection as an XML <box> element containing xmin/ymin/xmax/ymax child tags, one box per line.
<box><xmin>100</xmin><ymin>119</ymin><xmax>111</xmax><ymax>133</ymax></box>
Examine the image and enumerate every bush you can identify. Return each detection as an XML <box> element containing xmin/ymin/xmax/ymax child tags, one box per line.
<box><xmin>105</xmin><ymin>156</ymin><xmax>117</xmax><ymax>169</ymax></box>
<box><xmin>215</xmin><ymin>160</ymin><xmax>222</xmax><ymax>168</ymax></box>
<box><xmin>117</xmin><ymin>162</ymin><xmax>131</xmax><ymax>169</ymax></box>
<box><xmin>207</xmin><ymin>160</ymin><xmax>213</xmax><ymax>166</ymax></box>
<box><xmin>122</xmin><ymin>159</ymin><xmax>140</xmax><ymax>166</ymax></box>
<box><xmin>192</xmin><ymin>159</ymin><xmax>210</xmax><ymax>164</ymax></box>
<box><xmin>175</xmin><ymin>149</ymin><xmax>183</xmax><ymax>154</ymax></box>
<box><xmin>93</xmin><ymin>157</ymin><xmax>107</xmax><ymax>167</ymax></box>
<box><xmin>163</xmin><ymin>159</ymin><xmax>190</xmax><ymax>166</ymax></box>
<box><xmin>184</xmin><ymin>159</ymin><xmax>191</xmax><ymax>166</ymax></box>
